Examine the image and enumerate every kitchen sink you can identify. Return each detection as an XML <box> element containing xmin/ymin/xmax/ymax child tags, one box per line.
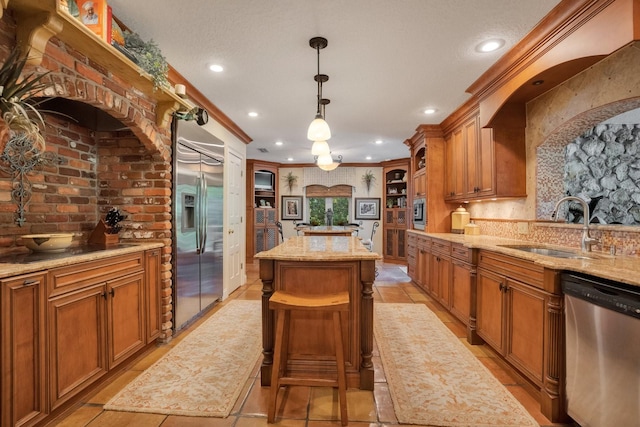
<box><xmin>497</xmin><ymin>245</ymin><xmax>597</xmax><ymax>260</ymax></box>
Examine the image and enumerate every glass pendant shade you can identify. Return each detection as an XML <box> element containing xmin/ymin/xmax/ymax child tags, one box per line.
<box><xmin>318</xmin><ymin>161</ymin><xmax>339</xmax><ymax>171</ymax></box>
<box><xmin>307</xmin><ymin>116</ymin><xmax>331</xmax><ymax>141</ymax></box>
<box><xmin>317</xmin><ymin>153</ymin><xmax>333</xmax><ymax>166</ymax></box>
<box><xmin>311</xmin><ymin>140</ymin><xmax>330</xmax><ymax>156</ymax></box>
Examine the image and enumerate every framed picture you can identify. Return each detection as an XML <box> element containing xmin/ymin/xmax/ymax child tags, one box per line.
<box><xmin>281</xmin><ymin>196</ymin><xmax>303</xmax><ymax>220</ymax></box>
<box><xmin>355</xmin><ymin>198</ymin><xmax>380</xmax><ymax>220</ymax></box>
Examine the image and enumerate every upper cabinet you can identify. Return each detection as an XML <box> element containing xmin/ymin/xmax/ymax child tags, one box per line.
<box><xmin>442</xmin><ymin>102</ymin><xmax>526</xmax><ymax>202</ymax></box>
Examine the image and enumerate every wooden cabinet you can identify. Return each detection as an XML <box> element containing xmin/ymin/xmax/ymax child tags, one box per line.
<box><xmin>429</xmin><ymin>239</ymin><xmax>452</xmax><ymax>308</ymax></box>
<box><xmin>382</xmin><ymin>160</ymin><xmax>409</xmax><ymax>262</ymax></box>
<box><xmin>1</xmin><ymin>272</ymin><xmax>48</xmax><ymax>427</ymax></box>
<box><xmin>406</xmin><ymin>125</ymin><xmax>449</xmax><ymax>232</ymax></box>
<box><xmin>254</xmin><ymin>208</ymin><xmax>278</xmax><ymax>253</ymax></box>
<box><xmin>476</xmin><ymin>250</ymin><xmax>564</xmax><ymax>421</ymax></box>
<box><xmin>443</xmin><ymin>102</ymin><xmax>526</xmax><ymax>202</ymax></box>
<box><xmin>47</xmin><ymin>253</ymin><xmax>146</xmax><ymax>410</ymax></box>
<box><xmin>450</xmin><ymin>243</ymin><xmax>478</xmax><ymax>342</ymax></box>
<box><xmin>246</xmin><ymin>160</ymin><xmax>279</xmax><ymax>258</ymax></box>
<box><xmin>407</xmin><ymin>232</ymin><xmax>431</xmax><ymax>294</ymax></box>
<box><xmin>407</xmin><ymin>233</ymin><xmax>417</xmax><ymax>281</ymax></box>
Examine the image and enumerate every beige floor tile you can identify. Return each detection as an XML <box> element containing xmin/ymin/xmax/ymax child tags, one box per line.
<box><xmin>86</xmin><ymin>410</ymin><xmax>165</xmax><ymax>426</ymax></box>
<box><xmin>239</xmin><ymin>377</ymin><xmax>270</xmax><ymax>416</ymax></box>
<box><xmin>162</xmin><ymin>415</ymin><xmax>236</xmax><ymax>426</ymax></box>
<box><xmin>345</xmin><ymin>389</ymin><xmax>377</xmax><ymax>422</ymax></box>
<box><xmin>236</xmin><ymin>416</ymin><xmax>306</xmax><ymax>427</ymax></box>
<box><xmin>308</xmin><ymin>387</ymin><xmax>341</xmax><ymax>421</ymax></box>
<box><xmin>53</xmin><ymin>404</ymin><xmax>104</xmax><ymax>427</ymax></box>
<box><xmin>373</xmin><ymin>383</ymin><xmax>397</xmax><ymax>424</ymax></box>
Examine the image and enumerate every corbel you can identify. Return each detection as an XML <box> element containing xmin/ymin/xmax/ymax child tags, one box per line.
<box><xmin>15</xmin><ymin>11</ymin><xmax>63</xmax><ymax>65</ymax></box>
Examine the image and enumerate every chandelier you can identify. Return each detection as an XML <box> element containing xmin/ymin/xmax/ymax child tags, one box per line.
<box><xmin>307</xmin><ymin>36</ymin><xmax>339</xmax><ymax>170</ymax></box>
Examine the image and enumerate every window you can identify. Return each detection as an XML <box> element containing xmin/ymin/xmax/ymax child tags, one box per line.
<box><xmin>308</xmin><ymin>197</ymin><xmax>350</xmax><ymax>225</ymax></box>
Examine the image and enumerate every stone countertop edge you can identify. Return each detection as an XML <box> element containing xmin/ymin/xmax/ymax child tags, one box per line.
<box><xmin>0</xmin><ymin>242</ymin><xmax>164</xmax><ymax>279</ymax></box>
<box><xmin>408</xmin><ymin>230</ymin><xmax>640</xmax><ymax>288</ymax></box>
<box><xmin>254</xmin><ymin>236</ymin><xmax>382</xmax><ymax>261</ymax></box>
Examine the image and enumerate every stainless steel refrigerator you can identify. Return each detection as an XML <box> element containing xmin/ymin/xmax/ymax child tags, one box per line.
<box><xmin>173</xmin><ymin>119</ymin><xmax>224</xmax><ymax>331</ymax></box>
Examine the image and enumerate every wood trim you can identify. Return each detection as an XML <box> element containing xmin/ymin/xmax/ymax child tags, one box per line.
<box><xmin>305</xmin><ymin>184</ymin><xmax>353</xmax><ymax>198</ymax></box>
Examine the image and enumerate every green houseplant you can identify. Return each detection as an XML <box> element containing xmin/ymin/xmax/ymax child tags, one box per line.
<box><xmin>283</xmin><ymin>171</ymin><xmax>298</xmax><ymax>194</ymax></box>
<box><xmin>0</xmin><ymin>47</ymin><xmax>50</xmax><ymax>153</ymax></box>
<box><xmin>124</xmin><ymin>31</ymin><xmax>169</xmax><ymax>90</ymax></box>
<box><xmin>362</xmin><ymin>170</ymin><xmax>376</xmax><ymax>194</ymax></box>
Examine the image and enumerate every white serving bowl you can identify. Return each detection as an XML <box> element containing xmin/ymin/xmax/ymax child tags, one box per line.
<box><xmin>21</xmin><ymin>233</ymin><xmax>74</xmax><ymax>252</ymax></box>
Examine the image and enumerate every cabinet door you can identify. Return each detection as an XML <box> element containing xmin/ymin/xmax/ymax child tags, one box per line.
<box><xmin>144</xmin><ymin>249</ymin><xmax>162</xmax><ymax>342</ymax></box>
<box><xmin>254</xmin><ymin>208</ymin><xmax>268</xmax><ymax>227</ymax></box>
<box><xmin>1</xmin><ymin>273</ymin><xmax>48</xmax><ymax>427</ymax></box>
<box><xmin>107</xmin><ymin>272</ymin><xmax>145</xmax><ymax>369</ymax></box>
<box><xmin>383</xmin><ymin>228</ymin><xmax>396</xmax><ymax>258</ymax></box>
<box><xmin>450</xmin><ymin>259</ymin><xmax>472</xmax><ymax>325</ymax></box>
<box><xmin>396</xmin><ymin>228</ymin><xmax>406</xmax><ymax>259</ymax></box>
<box><xmin>476</xmin><ymin>127</ymin><xmax>495</xmax><ymax>197</ymax></box>
<box><xmin>49</xmin><ymin>284</ymin><xmax>108</xmax><ymax>410</ymax></box>
<box><xmin>446</xmin><ymin>128</ymin><xmax>465</xmax><ymax>199</ymax></box>
<box><xmin>464</xmin><ymin>116</ymin><xmax>479</xmax><ymax>196</ymax></box>
<box><xmin>505</xmin><ymin>279</ymin><xmax>545</xmax><ymax>384</ymax></box>
<box><xmin>383</xmin><ymin>209</ymin><xmax>396</xmax><ymax>227</ymax></box>
<box><xmin>476</xmin><ymin>268</ymin><xmax>505</xmax><ymax>353</ymax></box>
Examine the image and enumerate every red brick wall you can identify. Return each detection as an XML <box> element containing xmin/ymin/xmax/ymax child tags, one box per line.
<box><xmin>0</xmin><ymin>10</ymin><xmax>175</xmax><ymax>339</ymax></box>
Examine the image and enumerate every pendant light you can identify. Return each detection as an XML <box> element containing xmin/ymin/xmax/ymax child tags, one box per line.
<box><xmin>307</xmin><ymin>37</ymin><xmax>331</xmax><ymax>142</ymax></box>
<box><xmin>315</xmin><ymin>154</ymin><xmax>342</xmax><ymax>171</ymax></box>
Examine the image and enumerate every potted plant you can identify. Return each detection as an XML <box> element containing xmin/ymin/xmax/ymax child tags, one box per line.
<box><xmin>0</xmin><ymin>47</ymin><xmax>50</xmax><ymax>154</ymax></box>
<box><xmin>124</xmin><ymin>31</ymin><xmax>169</xmax><ymax>90</ymax></box>
<box><xmin>283</xmin><ymin>171</ymin><xmax>298</xmax><ymax>194</ymax></box>
<box><xmin>362</xmin><ymin>170</ymin><xmax>376</xmax><ymax>194</ymax></box>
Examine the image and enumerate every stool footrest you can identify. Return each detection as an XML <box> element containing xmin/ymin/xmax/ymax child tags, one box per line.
<box><xmin>278</xmin><ymin>377</ymin><xmax>339</xmax><ymax>388</ymax></box>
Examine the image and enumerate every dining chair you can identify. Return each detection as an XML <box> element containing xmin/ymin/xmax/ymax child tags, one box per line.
<box><xmin>346</xmin><ymin>222</ymin><xmax>361</xmax><ymax>236</ymax></box>
<box><xmin>293</xmin><ymin>220</ymin><xmax>311</xmax><ymax>236</ymax></box>
<box><xmin>361</xmin><ymin>221</ymin><xmax>379</xmax><ymax>252</ymax></box>
<box><xmin>275</xmin><ymin>221</ymin><xmax>284</xmax><ymax>242</ymax></box>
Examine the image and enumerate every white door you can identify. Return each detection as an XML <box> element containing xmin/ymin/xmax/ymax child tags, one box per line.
<box><xmin>225</xmin><ymin>149</ymin><xmax>243</xmax><ymax>297</ymax></box>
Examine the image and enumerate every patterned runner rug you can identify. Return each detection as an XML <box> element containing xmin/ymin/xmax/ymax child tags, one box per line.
<box><xmin>374</xmin><ymin>303</ymin><xmax>539</xmax><ymax>427</ymax></box>
<box><xmin>104</xmin><ymin>300</ymin><xmax>262</xmax><ymax>417</ymax></box>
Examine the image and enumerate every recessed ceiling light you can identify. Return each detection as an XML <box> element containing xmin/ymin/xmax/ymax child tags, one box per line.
<box><xmin>287</xmin><ymin>157</ymin><xmax>294</xmax><ymax>161</ymax></box>
<box><xmin>209</xmin><ymin>64</ymin><xmax>224</xmax><ymax>72</ymax></box>
<box><xmin>275</xmin><ymin>141</ymin><xmax>283</xmax><ymax>146</ymax></box>
<box><xmin>424</xmin><ymin>108</ymin><xmax>436</xmax><ymax>115</ymax></box>
<box><xmin>375</xmin><ymin>140</ymin><xmax>383</xmax><ymax>145</ymax></box>
<box><xmin>248</xmin><ymin>112</ymin><xmax>258</xmax><ymax>117</ymax></box>
<box><xmin>366</xmin><ymin>156</ymin><xmax>372</xmax><ymax>160</ymax></box>
<box><xmin>476</xmin><ymin>38</ymin><xmax>505</xmax><ymax>53</ymax></box>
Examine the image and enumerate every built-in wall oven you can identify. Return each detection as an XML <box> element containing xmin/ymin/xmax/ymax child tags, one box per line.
<box><xmin>413</xmin><ymin>197</ymin><xmax>425</xmax><ymax>230</ymax></box>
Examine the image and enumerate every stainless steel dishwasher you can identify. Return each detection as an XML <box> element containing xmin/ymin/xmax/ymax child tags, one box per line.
<box><xmin>562</xmin><ymin>272</ymin><xmax>640</xmax><ymax>427</ymax></box>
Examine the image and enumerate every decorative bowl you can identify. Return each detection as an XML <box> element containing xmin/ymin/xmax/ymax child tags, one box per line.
<box><xmin>21</xmin><ymin>233</ymin><xmax>73</xmax><ymax>252</ymax></box>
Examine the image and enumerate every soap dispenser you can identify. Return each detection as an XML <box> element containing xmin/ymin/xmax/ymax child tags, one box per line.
<box><xmin>451</xmin><ymin>206</ymin><xmax>470</xmax><ymax>234</ymax></box>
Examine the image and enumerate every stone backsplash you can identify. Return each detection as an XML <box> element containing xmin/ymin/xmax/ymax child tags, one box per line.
<box><xmin>471</xmin><ymin>218</ymin><xmax>640</xmax><ymax>256</ymax></box>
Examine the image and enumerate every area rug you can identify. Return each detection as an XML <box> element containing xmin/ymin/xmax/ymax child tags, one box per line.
<box><xmin>374</xmin><ymin>303</ymin><xmax>539</xmax><ymax>427</ymax></box>
<box><xmin>104</xmin><ymin>300</ymin><xmax>262</xmax><ymax>417</ymax></box>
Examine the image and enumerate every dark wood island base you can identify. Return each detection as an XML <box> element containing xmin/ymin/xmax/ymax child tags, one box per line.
<box><xmin>255</xmin><ymin>236</ymin><xmax>380</xmax><ymax>390</ymax></box>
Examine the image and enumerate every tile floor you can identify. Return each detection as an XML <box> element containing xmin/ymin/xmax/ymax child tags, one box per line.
<box><xmin>52</xmin><ymin>262</ymin><xmax>578</xmax><ymax>427</ymax></box>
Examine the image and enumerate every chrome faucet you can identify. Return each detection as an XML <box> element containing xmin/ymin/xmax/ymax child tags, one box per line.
<box><xmin>551</xmin><ymin>196</ymin><xmax>600</xmax><ymax>252</ymax></box>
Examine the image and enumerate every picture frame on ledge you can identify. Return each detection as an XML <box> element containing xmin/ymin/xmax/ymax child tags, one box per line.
<box><xmin>355</xmin><ymin>198</ymin><xmax>381</xmax><ymax>220</ymax></box>
<box><xmin>281</xmin><ymin>196</ymin><xmax>303</xmax><ymax>220</ymax></box>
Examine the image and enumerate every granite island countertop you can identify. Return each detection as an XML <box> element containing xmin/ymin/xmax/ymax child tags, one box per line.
<box><xmin>0</xmin><ymin>242</ymin><xmax>164</xmax><ymax>279</ymax></box>
<box><xmin>254</xmin><ymin>236</ymin><xmax>381</xmax><ymax>261</ymax></box>
<box><xmin>408</xmin><ymin>230</ymin><xmax>640</xmax><ymax>288</ymax></box>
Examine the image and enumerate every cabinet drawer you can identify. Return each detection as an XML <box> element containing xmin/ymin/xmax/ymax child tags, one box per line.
<box><xmin>417</xmin><ymin>236</ymin><xmax>430</xmax><ymax>251</ymax></box>
<box><xmin>430</xmin><ymin>238</ymin><xmax>451</xmax><ymax>256</ymax></box>
<box><xmin>451</xmin><ymin>243</ymin><xmax>473</xmax><ymax>263</ymax></box>
<box><xmin>48</xmin><ymin>252</ymin><xmax>144</xmax><ymax>298</ymax></box>
<box><xmin>478</xmin><ymin>250</ymin><xmax>544</xmax><ymax>289</ymax></box>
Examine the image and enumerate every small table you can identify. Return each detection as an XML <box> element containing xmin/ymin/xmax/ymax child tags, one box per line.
<box><xmin>297</xmin><ymin>225</ymin><xmax>359</xmax><ymax>236</ymax></box>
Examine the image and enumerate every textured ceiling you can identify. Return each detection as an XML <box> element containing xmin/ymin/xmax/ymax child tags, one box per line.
<box><xmin>107</xmin><ymin>0</ymin><xmax>561</xmax><ymax>164</ymax></box>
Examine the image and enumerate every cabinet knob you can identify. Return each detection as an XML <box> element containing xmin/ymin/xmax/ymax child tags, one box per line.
<box><xmin>22</xmin><ymin>279</ymin><xmax>39</xmax><ymax>287</ymax></box>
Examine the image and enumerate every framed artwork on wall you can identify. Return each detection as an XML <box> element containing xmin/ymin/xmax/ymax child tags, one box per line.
<box><xmin>355</xmin><ymin>198</ymin><xmax>380</xmax><ymax>220</ymax></box>
<box><xmin>281</xmin><ymin>196</ymin><xmax>303</xmax><ymax>220</ymax></box>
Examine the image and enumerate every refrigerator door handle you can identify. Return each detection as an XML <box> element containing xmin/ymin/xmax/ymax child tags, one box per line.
<box><xmin>195</xmin><ymin>175</ymin><xmax>202</xmax><ymax>254</ymax></box>
<box><xmin>200</xmin><ymin>172</ymin><xmax>208</xmax><ymax>254</ymax></box>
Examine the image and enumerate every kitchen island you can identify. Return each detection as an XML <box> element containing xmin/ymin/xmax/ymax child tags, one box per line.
<box><xmin>255</xmin><ymin>236</ymin><xmax>380</xmax><ymax>389</ymax></box>
<box><xmin>296</xmin><ymin>225</ymin><xmax>358</xmax><ymax>236</ymax></box>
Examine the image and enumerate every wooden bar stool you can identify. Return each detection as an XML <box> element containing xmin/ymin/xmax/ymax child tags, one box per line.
<box><xmin>267</xmin><ymin>290</ymin><xmax>350</xmax><ymax>426</ymax></box>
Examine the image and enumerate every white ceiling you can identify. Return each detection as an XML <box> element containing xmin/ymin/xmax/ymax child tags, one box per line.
<box><xmin>107</xmin><ymin>0</ymin><xmax>561</xmax><ymax>165</ymax></box>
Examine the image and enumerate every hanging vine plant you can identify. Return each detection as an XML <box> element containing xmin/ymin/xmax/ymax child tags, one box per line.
<box><xmin>123</xmin><ymin>31</ymin><xmax>169</xmax><ymax>90</ymax></box>
<box><xmin>362</xmin><ymin>170</ymin><xmax>376</xmax><ymax>194</ymax></box>
<box><xmin>283</xmin><ymin>171</ymin><xmax>298</xmax><ymax>193</ymax></box>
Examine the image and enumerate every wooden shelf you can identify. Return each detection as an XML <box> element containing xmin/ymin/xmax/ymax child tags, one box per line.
<box><xmin>8</xmin><ymin>0</ymin><xmax>192</xmax><ymax>126</ymax></box>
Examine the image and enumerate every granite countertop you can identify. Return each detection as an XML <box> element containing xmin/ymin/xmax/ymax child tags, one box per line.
<box><xmin>0</xmin><ymin>242</ymin><xmax>163</xmax><ymax>279</ymax></box>
<box><xmin>254</xmin><ymin>236</ymin><xmax>381</xmax><ymax>261</ymax></box>
<box><xmin>408</xmin><ymin>230</ymin><xmax>640</xmax><ymax>287</ymax></box>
